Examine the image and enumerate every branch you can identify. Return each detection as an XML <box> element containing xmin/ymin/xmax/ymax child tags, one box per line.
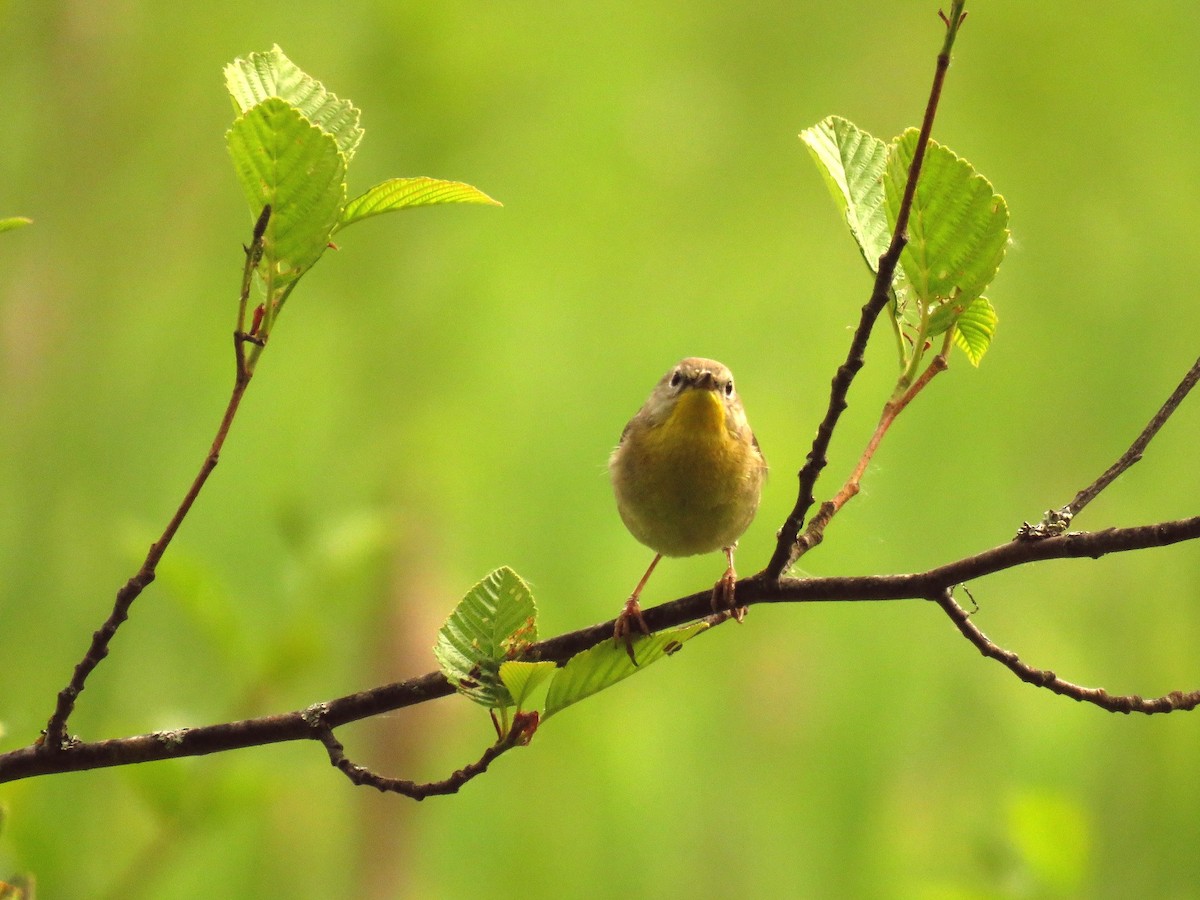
<box><xmin>5</xmin><ymin>514</ymin><xmax>1197</xmax><ymax>785</ymax></box>
<box><xmin>312</xmin><ymin>710</ymin><xmax>537</xmax><ymax>800</ymax></box>
<box><xmin>931</xmin><ymin>588</ymin><xmax>1200</xmax><ymax>714</ymax></box>
<box><xmin>3</xmin><ymin>673</ymin><xmax>456</xmax><ymax>783</ymax></box>
<box><xmin>42</xmin><ymin>209</ymin><xmax>271</xmax><ymax>752</ymax></box>
<box><xmin>1064</xmin><ymin>355</ymin><xmax>1200</xmax><ymax>518</ymax></box>
<box><xmin>766</xmin><ymin>2</ymin><xmax>967</xmax><ymax>580</ymax></box>
<box><xmin>1016</xmin><ymin>354</ymin><xmax>1200</xmax><ymax>540</ymax></box>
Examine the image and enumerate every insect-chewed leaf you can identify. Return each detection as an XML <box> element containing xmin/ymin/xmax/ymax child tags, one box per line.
<box><xmin>801</xmin><ymin>116</ymin><xmax>890</xmax><ymax>273</ymax></box>
<box><xmin>434</xmin><ymin>567</ymin><xmax>538</xmax><ymax>709</ymax></box>
<box><xmin>885</xmin><ymin>128</ymin><xmax>1009</xmax><ymax>307</ymax></box>
<box><xmin>543</xmin><ymin>622</ymin><xmax>709</xmax><ymax>719</ymax></box>
<box><xmin>226</xmin><ymin>98</ymin><xmax>346</xmax><ymax>297</ymax></box>
<box><xmin>224</xmin><ymin>45</ymin><xmax>363</xmax><ymax>162</ymax></box>
<box><xmin>337</xmin><ymin>177</ymin><xmax>501</xmax><ymax>232</ymax></box>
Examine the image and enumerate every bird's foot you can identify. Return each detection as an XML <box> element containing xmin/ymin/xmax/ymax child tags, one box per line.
<box><xmin>711</xmin><ymin>562</ymin><xmax>746</xmax><ymax>624</ymax></box>
<box><xmin>613</xmin><ymin>596</ymin><xmax>650</xmax><ymax>665</ymax></box>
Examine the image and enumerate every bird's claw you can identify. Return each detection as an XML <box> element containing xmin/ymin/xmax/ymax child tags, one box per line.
<box><xmin>613</xmin><ymin>596</ymin><xmax>650</xmax><ymax>665</ymax></box>
<box><xmin>711</xmin><ymin>565</ymin><xmax>746</xmax><ymax>623</ymax></box>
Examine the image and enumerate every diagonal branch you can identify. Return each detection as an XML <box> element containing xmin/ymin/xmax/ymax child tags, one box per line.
<box><xmin>766</xmin><ymin>1</ymin><xmax>967</xmax><ymax>580</ymax></box>
<box><xmin>1064</xmin><ymin>354</ymin><xmax>1200</xmax><ymax>517</ymax></box>
<box><xmin>42</xmin><ymin>208</ymin><xmax>271</xmax><ymax>752</ymax></box>
<box><xmin>1017</xmin><ymin>354</ymin><xmax>1200</xmax><ymax>540</ymax></box>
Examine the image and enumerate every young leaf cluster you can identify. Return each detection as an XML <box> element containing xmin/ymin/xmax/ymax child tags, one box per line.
<box><xmin>801</xmin><ymin>116</ymin><xmax>1008</xmax><ymax>377</ymax></box>
<box><xmin>435</xmin><ymin>568</ymin><xmax>707</xmax><ymax>739</ymax></box>
<box><xmin>223</xmin><ymin>46</ymin><xmax>499</xmax><ymax>363</ymax></box>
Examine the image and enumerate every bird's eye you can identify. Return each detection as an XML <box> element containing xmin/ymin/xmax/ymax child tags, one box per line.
<box><xmin>670</xmin><ymin>371</ymin><xmax>683</xmax><ymax>388</ymax></box>
<box><xmin>724</xmin><ymin>379</ymin><xmax>734</xmax><ymax>397</ymax></box>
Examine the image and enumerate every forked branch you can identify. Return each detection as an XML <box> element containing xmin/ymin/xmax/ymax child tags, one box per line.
<box><xmin>765</xmin><ymin>1</ymin><xmax>966</xmax><ymax>580</ymax></box>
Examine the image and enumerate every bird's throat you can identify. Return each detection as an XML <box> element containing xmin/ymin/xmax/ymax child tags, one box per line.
<box><xmin>663</xmin><ymin>389</ymin><xmax>726</xmax><ymax>438</ymax></box>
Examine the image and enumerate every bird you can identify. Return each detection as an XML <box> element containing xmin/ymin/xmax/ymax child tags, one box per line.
<box><xmin>609</xmin><ymin>357</ymin><xmax>766</xmax><ymax>661</ymax></box>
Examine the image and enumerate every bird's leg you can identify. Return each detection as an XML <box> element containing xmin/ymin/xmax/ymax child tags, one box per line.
<box><xmin>712</xmin><ymin>544</ymin><xmax>746</xmax><ymax>623</ymax></box>
<box><xmin>614</xmin><ymin>553</ymin><xmax>660</xmax><ymax>664</ymax></box>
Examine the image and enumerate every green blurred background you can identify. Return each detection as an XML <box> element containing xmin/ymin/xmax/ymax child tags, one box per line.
<box><xmin>3</xmin><ymin>2</ymin><xmax>1199</xmax><ymax>897</ymax></box>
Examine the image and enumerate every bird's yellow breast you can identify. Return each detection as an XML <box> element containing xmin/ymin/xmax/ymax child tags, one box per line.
<box><xmin>612</xmin><ymin>389</ymin><xmax>763</xmax><ymax>557</ymax></box>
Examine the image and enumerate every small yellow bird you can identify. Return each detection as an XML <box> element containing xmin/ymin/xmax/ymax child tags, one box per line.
<box><xmin>609</xmin><ymin>357</ymin><xmax>766</xmax><ymax>658</ymax></box>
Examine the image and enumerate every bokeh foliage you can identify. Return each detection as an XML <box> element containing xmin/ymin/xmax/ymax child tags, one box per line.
<box><xmin>2</xmin><ymin>2</ymin><xmax>1200</xmax><ymax>897</ymax></box>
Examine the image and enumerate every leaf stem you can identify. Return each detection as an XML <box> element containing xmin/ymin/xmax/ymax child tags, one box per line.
<box><xmin>796</xmin><ymin>350</ymin><xmax>950</xmax><ymax>552</ymax></box>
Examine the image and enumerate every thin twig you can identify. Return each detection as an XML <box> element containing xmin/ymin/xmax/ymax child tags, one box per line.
<box><xmin>42</xmin><ymin>210</ymin><xmax>271</xmax><ymax>751</ymax></box>
<box><xmin>1065</xmin><ymin>354</ymin><xmax>1200</xmax><ymax>517</ymax></box>
<box><xmin>931</xmin><ymin>588</ymin><xmax>1200</xmax><ymax>714</ymax></box>
<box><xmin>234</xmin><ymin>204</ymin><xmax>272</xmax><ymax>379</ymax></box>
<box><xmin>765</xmin><ymin>2</ymin><xmax>967</xmax><ymax>580</ymax></box>
<box><xmin>1017</xmin><ymin>354</ymin><xmax>1200</xmax><ymax>541</ymax></box>
<box><xmin>311</xmin><ymin>712</ymin><xmax>536</xmax><ymax>800</ymax></box>
<box><xmin>802</xmin><ymin>352</ymin><xmax>951</xmax><ymax>548</ymax></box>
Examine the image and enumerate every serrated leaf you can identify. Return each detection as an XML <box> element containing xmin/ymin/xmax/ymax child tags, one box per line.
<box><xmin>927</xmin><ymin>295</ymin><xmax>998</xmax><ymax>366</ymax></box>
<box><xmin>953</xmin><ymin>296</ymin><xmax>997</xmax><ymax>365</ymax></box>
<box><xmin>499</xmin><ymin>660</ymin><xmax>557</xmax><ymax>711</ymax></box>
<box><xmin>543</xmin><ymin>622</ymin><xmax>709</xmax><ymax>719</ymax></box>
<box><xmin>224</xmin><ymin>45</ymin><xmax>362</xmax><ymax>162</ymax></box>
<box><xmin>337</xmin><ymin>177</ymin><xmax>501</xmax><ymax>232</ymax></box>
<box><xmin>0</xmin><ymin>217</ymin><xmax>32</xmax><ymax>234</ymax></box>
<box><xmin>434</xmin><ymin>567</ymin><xmax>538</xmax><ymax>709</ymax></box>
<box><xmin>226</xmin><ymin>98</ymin><xmax>346</xmax><ymax>298</ymax></box>
<box><xmin>885</xmin><ymin>128</ymin><xmax>1009</xmax><ymax>307</ymax></box>
<box><xmin>801</xmin><ymin>116</ymin><xmax>890</xmax><ymax>272</ymax></box>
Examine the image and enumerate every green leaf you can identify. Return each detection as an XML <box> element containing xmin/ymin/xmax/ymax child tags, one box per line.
<box><xmin>953</xmin><ymin>296</ymin><xmax>997</xmax><ymax>365</ymax></box>
<box><xmin>433</xmin><ymin>567</ymin><xmax>538</xmax><ymax>709</ymax></box>
<box><xmin>543</xmin><ymin>622</ymin><xmax>709</xmax><ymax>719</ymax></box>
<box><xmin>927</xmin><ymin>295</ymin><xmax>998</xmax><ymax>366</ymax></box>
<box><xmin>499</xmin><ymin>660</ymin><xmax>557</xmax><ymax>711</ymax></box>
<box><xmin>226</xmin><ymin>97</ymin><xmax>346</xmax><ymax>299</ymax></box>
<box><xmin>224</xmin><ymin>45</ymin><xmax>362</xmax><ymax>162</ymax></box>
<box><xmin>801</xmin><ymin>116</ymin><xmax>890</xmax><ymax>272</ymax></box>
<box><xmin>337</xmin><ymin>177</ymin><xmax>501</xmax><ymax>232</ymax></box>
<box><xmin>0</xmin><ymin>217</ymin><xmax>32</xmax><ymax>234</ymax></box>
<box><xmin>884</xmin><ymin>128</ymin><xmax>1010</xmax><ymax>307</ymax></box>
